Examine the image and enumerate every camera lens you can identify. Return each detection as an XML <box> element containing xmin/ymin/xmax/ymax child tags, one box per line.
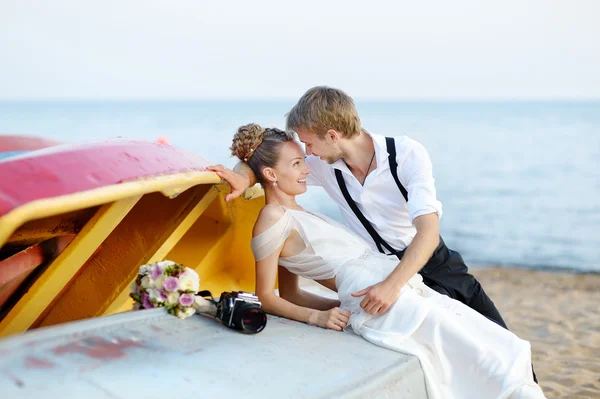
<box><xmin>240</xmin><ymin>307</ymin><xmax>267</xmax><ymax>333</ymax></box>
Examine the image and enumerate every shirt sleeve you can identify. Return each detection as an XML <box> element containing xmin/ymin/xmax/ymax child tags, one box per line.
<box><xmin>397</xmin><ymin>138</ymin><xmax>443</xmax><ymax>223</ymax></box>
<box><xmin>304</xmin><ymin>155</ymin><xmax>324</xmax><ymax>187</ymax></box>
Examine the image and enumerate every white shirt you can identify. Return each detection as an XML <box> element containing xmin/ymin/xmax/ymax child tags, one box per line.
<box><xmin>305</xmin><ymin>132</ymin><xmax>443</xmax><ymax>253</ymax></box>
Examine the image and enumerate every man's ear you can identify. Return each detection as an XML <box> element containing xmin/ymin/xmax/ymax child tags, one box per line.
<box><xmin>262</xmin><ymin>167</ymin><xmax>277</xmax><ymax>183</ymax></box>
<box><xmin>327</xmin><ymin>129</ymin><xmax>341</xmax><ymax>144</ymax></box>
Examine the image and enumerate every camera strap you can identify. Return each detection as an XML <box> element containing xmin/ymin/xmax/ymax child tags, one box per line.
<box><xmin>198</xmin><ymin>290</ymin><xmax>218</xmax><ymax>304</ymax></box>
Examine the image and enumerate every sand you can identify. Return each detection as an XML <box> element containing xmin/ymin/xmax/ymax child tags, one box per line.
<box><xmin>472</xmin><ymin>267</ymin><xmax>600</xmax><ymax>398</ymax></box>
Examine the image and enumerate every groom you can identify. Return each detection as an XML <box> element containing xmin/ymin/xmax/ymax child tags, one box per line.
<box><xmin>209</xmin><ymin>86</ymin><xmax>507</xmax><ymax>328</ymax></box>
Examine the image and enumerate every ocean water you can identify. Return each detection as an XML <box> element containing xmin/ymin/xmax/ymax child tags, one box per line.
<box><xmin>0</xmin><ymin>100</ymin><xmax>598</xmax><ymax>272</ymax></box>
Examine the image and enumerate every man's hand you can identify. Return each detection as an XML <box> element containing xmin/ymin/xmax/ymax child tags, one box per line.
<box><xmin>351</xmin><ymin>213</ymin><xmax>440</xmax><ymax>316</ymax></box>
<box><xmin>351</xmin><ymin>279</ymin><xmax>402</xmax><ymax>315</ymax></box>
<box><xmin>207</xmin><ymin>165</ymin><xmax>251</xmax><ymax>202</ymax></box>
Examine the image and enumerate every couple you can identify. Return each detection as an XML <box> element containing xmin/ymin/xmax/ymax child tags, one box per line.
<box><xmin>210</xmin><ymin>87</ymin><xmax>544</xmax><ymax>398</ymax></box>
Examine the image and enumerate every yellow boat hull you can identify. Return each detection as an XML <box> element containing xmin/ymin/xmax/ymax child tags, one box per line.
<box><xmin>0</xmin><ymin>139</ymin><xmax>265</xmax><ymax>338</ymax></box>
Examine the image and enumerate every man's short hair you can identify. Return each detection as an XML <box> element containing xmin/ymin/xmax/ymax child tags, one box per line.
<box><xmin>286</xmin><ymin>86</ymin><xmax>361</xmax><ymax>139</ymax></box>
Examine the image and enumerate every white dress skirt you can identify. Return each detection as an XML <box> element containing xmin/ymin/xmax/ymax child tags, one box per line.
<box><xmin>252</xmin><ymin>208</ymin><xmax>546</xmax><ymax>399</ymax></box>
<box><xmin>336</xmin><ymin>255</ymin><xmax>544</xmax><ymax>399</ymax></box>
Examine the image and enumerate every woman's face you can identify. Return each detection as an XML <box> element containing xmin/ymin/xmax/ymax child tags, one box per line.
<box><xmin>269</xmin><ymin>141</ymin><xmax>310</xmax><ymax>195</ymax></box>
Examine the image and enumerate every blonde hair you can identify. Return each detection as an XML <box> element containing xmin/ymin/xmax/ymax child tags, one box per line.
<box><xmin>230</xmin><ymin>123</ymin><xmax>294</xmax><ymax>184</ymax></box>
<box><xmin>286</xmin><ymin>86</ymin><xmax>361</xmax><ymax>139</ymax></box>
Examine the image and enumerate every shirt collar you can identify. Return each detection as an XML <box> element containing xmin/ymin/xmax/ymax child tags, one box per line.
<box><xmin>332</xmin><ymin>130</ymin><xmax>390</xmax><ymax>176</ymax></box>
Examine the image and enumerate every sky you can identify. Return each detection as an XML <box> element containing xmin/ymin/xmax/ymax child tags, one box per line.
<box><xmin>0</xmin><ymin>0</ymin><xmax>599</xmax><ymax>100</ymax></box>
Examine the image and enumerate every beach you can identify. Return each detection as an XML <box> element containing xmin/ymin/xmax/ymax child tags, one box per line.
<box><xmin>472</xmin><ymin>267</ymin><xmax>600</xmax><ymax>398</ymax></box>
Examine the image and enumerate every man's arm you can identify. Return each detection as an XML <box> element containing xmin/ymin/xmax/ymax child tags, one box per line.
<box><xmin>387</xmin><ymin>213</ymin><xmax>439</xmax><ymax>289</ymax></box>
<box><xmin>351</xmin><ymin>213</ymin><xmax>439</xmax><ymax>315</ymax></box>
<box><xmin>207</xmin><ymin>162</ymin><xmax>257</xmax><ymax>202</ymax></box>
<box><xmin>351</xmin><ymin>138</ymin><xmax>442</xmax><ymax>315</ymax></box>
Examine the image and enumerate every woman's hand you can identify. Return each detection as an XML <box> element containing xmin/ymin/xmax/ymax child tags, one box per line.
<box><xmin>309</xmin><ymin>307</ymin><xmax>351</xmax><ymax>331</ymax></box>
<box><xmin>207</xmin><ymin>164</ymin><xmax>251</xmax><ymax>202</ymax></box>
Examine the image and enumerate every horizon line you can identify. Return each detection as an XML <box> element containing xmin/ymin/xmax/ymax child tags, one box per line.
<box><xmin>1</xmin><ymin>96</ymin><xmax>599</xmax><ymax>103</ymax></box>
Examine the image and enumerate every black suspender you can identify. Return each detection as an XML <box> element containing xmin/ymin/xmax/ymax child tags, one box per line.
<box><xmin>335</xmin><ymin>169</ymin><xmax>398</xmax><ymax>255</ymax></box>
<box><xmin>385</xmin><ymin>137</ymin><xmax>408</xmax><ymax>202</ymax></box>
<box><xmin>334</xmin><ymin>137</ymin><xmax>409</xmax><ymax>259</ymax></box>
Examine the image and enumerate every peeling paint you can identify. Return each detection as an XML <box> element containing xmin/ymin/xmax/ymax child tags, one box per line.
<box><xmin>53</xmin><ymin>336</ymin><xmax>145</xmax><ymax>360</ymax></box>
<box><xmin>24</xmin><ymin>356</ymin><xmax>54</xmax><ymax>369</ymax></box>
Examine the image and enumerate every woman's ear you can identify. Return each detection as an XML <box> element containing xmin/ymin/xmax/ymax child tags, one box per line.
<box><xmin>262</xmin><ymin>167</ymin><xmax>277</xmax><ymax>183</ymax></box>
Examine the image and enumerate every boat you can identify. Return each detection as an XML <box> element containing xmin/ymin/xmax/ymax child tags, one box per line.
<box><xmin>0</xmin><ymin>136</ymin><xmax>265</xmax><ymax>338</ymax></box>
<box><xmin>0</xmin><ymin>136</ymin><xmax>428</xmax><ymax>397</ymax></box>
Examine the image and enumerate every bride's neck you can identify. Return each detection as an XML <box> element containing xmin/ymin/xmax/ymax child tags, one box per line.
<box><xmin>264</xmin><ymin>188</ymin><xmax>300</xmax><ymax>209</ymax></box>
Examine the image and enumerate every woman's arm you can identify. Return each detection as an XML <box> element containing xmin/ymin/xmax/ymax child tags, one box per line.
<box><xmin>256</xmin><ymin>250</ymin><xmax>349</xmax><ymax>331</ymax></box>
<box><xmin>253</xmin><ymin>207</ymin><xmax>350</xmax><ymax>331</ymax></box>
<box><xmin>277</xmin><ymin>266</ymin><xmax>340</xmax><ymax>311</ymax></box>
<box><xmin>207</xmin><ymin>162</ymin><xmax>256</xmax><ymax>202</ymax></box>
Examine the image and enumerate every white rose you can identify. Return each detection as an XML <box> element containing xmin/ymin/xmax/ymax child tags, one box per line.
<box><xmin>178</xmin><ymin>272</ymin><xmax>200</xmax><ymax>292</ymax></box>
<box><xmin>154</xmin><ymin>276</ymin><xmax>165</xmax><ymax>290</ymax></box>
<box><xmin>147</xmin><ymin>288</ymin><xmax>164</xmax><ymax>303</ymax></box>
<box><xmin>183</xmin><ymin>267</ymin><xmax>199</xmax><ymax>280</ymax></box>
<box><xmin>157</xmin><ymin>260</ymin><xmax>176</xmax><ymax>269</ymax></box>
<box><xmin>177</xmin><ymin>307</ymin><xmax>196</xmax><ymax>319</ymax></box>
<box><xmin>139</xmin><ymin>265</ymin><xmax>152</xmax><ymax>276</ymax></box>
<box><xmin>140</xmin><ymin>275</ymin><xmax>153</xmax><ymax>289</ymax></box>
<box><xmin>182</xmin><ymin>307</ymin><xmax>196</xmax><ymax>318</ymax></box>
<box><xmin>167</xmin><ymin>291</ymin><xmax>180</xmax><ymax>306</ymax></box>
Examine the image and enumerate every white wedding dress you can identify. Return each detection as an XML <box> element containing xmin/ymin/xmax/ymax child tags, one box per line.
<box><xmin>251</xmin><ymin>208</ymin><xmax>545</xmax><ymax>399</ymax></box>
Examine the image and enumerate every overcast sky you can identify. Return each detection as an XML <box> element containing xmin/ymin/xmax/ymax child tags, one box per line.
<box><xmin>1</xmin><ymin>0</ymin><xmax>598</xmax><ymax>100</ymax></box>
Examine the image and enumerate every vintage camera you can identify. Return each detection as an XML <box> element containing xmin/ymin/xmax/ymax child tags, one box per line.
<box><xmin>216</xmin><ymin>291</ymin><xmax>267</xmax><ymax>334</ymax></box>
<box><xmin>198</xmin><ymin>290</ymin><xmax>267</xmax><ymax>334</ymax></box>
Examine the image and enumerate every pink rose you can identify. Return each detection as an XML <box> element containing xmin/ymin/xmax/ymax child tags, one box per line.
<box><xmin>151</xmin><ymin>264</ymin><xmax>163</xmax><ymax>280</ymax></box>
<box><xmin>142</xmin><ymin>294</ymin><xmax>154</xmax><ymax>309</ymax></box>
<box><xmin>163</xmin><ymin>277</ymin><xmax>179</xmax><ymax>292</ymax></box>
<box><xmin>179</xmin><ymin>293</ymin><xmax>194</xmax><ymax>307</ymax></box>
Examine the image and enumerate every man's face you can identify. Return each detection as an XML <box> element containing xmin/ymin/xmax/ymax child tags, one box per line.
<box><xmin>295</xmin><ymin>127</ymin><xmax>342</xmax><ymax>164</ymax></box>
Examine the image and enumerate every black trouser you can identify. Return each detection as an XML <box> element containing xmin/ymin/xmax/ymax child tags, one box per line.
<box><xmin>417</xmin><ymin>238</ymin><xmax>507</xmax><ymax>329</ymax></box>
<box><xmin>402</xmin><ymin>237</ymin><xmax>538</xmax><ymax>383</ymax></box>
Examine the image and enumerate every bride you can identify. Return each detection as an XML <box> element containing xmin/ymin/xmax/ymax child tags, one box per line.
<box><xmin>228</xmin><ymin>123</ymin><xmax>545</xmax><ymax>399</ymax></box>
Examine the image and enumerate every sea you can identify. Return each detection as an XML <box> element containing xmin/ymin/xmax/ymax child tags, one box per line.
<box><xmin>0</xmin><ymin>100</ymin><xmax>598</xmax><ymax>272</ymax></box>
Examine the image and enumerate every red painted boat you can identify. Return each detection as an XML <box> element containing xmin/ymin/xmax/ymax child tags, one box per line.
<box><xmin>0</xmin><ymin>136</ymin><xmax>265</xmax><ymax>338</ymax></box>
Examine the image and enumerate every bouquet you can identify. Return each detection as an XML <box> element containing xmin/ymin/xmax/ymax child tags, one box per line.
<box><xmin>130</xmin><ymin>260</ymin><xmax>200</xmax><ymax>319</ymax></box>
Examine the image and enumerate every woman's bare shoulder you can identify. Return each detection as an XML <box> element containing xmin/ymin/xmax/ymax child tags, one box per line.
<box><xmin>252</xmin><ymin>205</ymin><xmax>287</xmax><ymax>237</ymax></box>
